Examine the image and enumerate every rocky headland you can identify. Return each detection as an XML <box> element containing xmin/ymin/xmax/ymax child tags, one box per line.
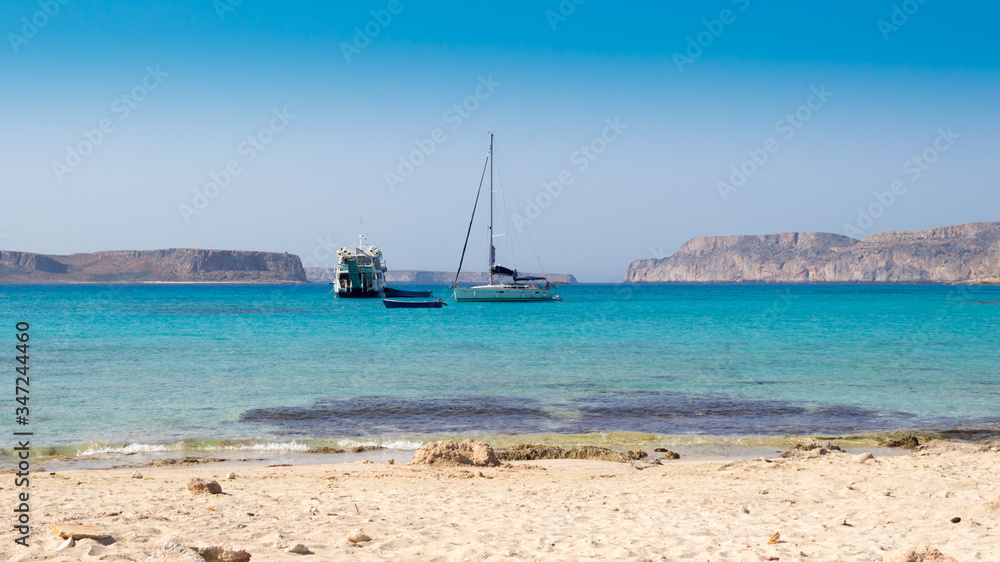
<box><xmin>0</xmin><ymin>249</ymin><xmax>307</xmax><ymax>283</ymax></box>
<box><xmin>625</xmin><ymin>221</ymin><xmax>1000</xmax><ymax>284</ymax></box>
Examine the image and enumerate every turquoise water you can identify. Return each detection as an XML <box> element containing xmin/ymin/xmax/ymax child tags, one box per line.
<box><xmin>2</xmin><ymin>283</ymin><xmax>999</xmax><ymax>458</ymax></box>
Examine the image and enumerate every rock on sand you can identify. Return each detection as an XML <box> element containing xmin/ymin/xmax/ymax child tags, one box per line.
<box><xmin>190</xmin><ymin>542</ymin><xmax>251</xmax><ymax>562</ymax></box>
<box><xmin>410</xmin><ymin>439</ymin><xmax>501</xmax><ymax>467</ymax></box>
<box><xmin>187</xmin><ymin>478</ymin><xmax>222</xmax><ymax>494</ymax></box>
<box><xmin>887</xmin><ymin>546</ymin><xmax>958</xmax><ymax>561</ymax></box>
<box><xmin>496</xmin><ymin>444</ymin><xmax>648</xmax><ymax>463</ymax></box>
<box><xmin>52</xmin><ymin>523</ymin><xmax>110</xmax><ymax>540</ymax></box>
<box><xmin>780</xmin><ymin>438</ymin><xmax>844</xmax><ymax>458</ymax></box>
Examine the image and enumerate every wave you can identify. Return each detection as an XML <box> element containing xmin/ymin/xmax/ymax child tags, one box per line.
<box><xmin>336</xmin><ymin>438</ymin><xmax>425</xmax><ymax>450</ymax></box>
<box><xmin>77</xmin><ymin>442</ymin><xmax>183</xmax><ymax>456</ymax></box>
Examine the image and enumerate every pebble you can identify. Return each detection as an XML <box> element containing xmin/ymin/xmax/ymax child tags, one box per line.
<box><xmin>858</xmin><ymin>452</ymin><xmax>874</xmax><ymax>462</ymax></box>
<box><xmin>285</xmin><ymin>543</ymin><xmax>311</xmax><ymax>554</ymax></box>
<box><xmin>951</xmin><ymin>517</ymin><xmax>961</xmax><ymax>523</ymax></box>
<box><xmin>346</xmin><ymin>529</ymin><xmax>371</xmax><ymax>544</ymax></box>
<box><xmin>131</xmin><ymin>471</ymin><xmax>143</xmax><ymax>479</ymax></box>
<box><xmin>225</xmin><ymin>472</ymin><xmax>237</xmax><ymax>480</ymax></box>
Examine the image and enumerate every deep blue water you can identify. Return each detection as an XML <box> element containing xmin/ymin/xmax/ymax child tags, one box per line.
<box><xmin>2</xmin><ymin>283</ymin><xmax>999</xmax><ymax>456</ymax></box>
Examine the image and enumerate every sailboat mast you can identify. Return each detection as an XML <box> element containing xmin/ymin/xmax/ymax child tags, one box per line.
<box><xmin>488</xmin><ymin>132</ymin><xmax>494</xmax><ymax>286</ymax></box>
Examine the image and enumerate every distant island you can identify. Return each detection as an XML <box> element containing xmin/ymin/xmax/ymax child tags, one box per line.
<box><xmin>625</xmin><ymin>221</ymin><xmax>1000</xmax><ymax>284</ymax></box>
<box><xmin>0</xmin><ymin>249</ymin><xmax>307</xmax><ymax>283</ymax></box>
<box><xmin>304</xmin><ymin>268</ymin><xmax>577</xmax><ymax>285</ymax></box>
<box><xmin>0</xmin><ymin>249</ymin><xmax>577</xmax><ymax>285</ymax></box>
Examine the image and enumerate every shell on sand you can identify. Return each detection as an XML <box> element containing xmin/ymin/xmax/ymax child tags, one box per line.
<box><xmin>346</xmin><ymin>529</ymin><xmax>371</xmax><ymax>544</ymax></box>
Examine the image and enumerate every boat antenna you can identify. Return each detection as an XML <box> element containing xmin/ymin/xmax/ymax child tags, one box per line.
<box><xmin>452</xmin><ymin>151</ymin><xmax>491</xmax><ymax>288</ymax></box>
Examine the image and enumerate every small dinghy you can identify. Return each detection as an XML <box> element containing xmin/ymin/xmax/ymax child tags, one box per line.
<box><xmin>382</xmin><ymin>298</ymin><xmax>446</xmax><ymax>309</ymax></box>
<box><xmin>384</xmin><ymin>287</ymin><xmax>434</xmax><ymax>298</ymax></box>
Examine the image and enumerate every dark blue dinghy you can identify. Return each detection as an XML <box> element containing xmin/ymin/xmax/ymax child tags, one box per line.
<box><xmin>382</xmin><ymin>298</ymin><xmax>446</xmax><ymax>309</ymax></box>
<box><xmin>384</xmin><ymin>287</ymin><xmax>434</xmax><ymax>298</ymax></box>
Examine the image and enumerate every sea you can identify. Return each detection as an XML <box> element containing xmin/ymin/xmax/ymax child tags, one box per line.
<box><xmin>2</xmin><ymin>283</ymin><xmax>999</xmax><ymax>467</ymax></box>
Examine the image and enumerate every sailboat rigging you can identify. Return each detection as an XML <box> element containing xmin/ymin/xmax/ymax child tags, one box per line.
<box><xmin>452</xmin><ymin>133</ymin><xmax>558</xmax><ymax>302</ymax></box>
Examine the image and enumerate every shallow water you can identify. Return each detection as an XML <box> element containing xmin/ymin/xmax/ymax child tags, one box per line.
<box><xmin>2</xmin><ymin>283</ymin><xmax>998</xmax><ymax>462</ymax></box>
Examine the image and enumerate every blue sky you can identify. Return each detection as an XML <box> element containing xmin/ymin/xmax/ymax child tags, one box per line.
<box><xmin>2</xmin><ymin>1</ymin><xmax>998</xmax><ymax>281</ymax></box>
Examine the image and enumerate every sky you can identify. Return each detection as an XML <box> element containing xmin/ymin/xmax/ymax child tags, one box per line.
<box><xmin>1</xmin><ymin>1</ymin><xmax>998</xmax><ymax>282</ymax></box>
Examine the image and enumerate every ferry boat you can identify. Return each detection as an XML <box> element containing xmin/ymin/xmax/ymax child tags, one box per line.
<box><xmin>334</xmin><ymin>231</ymin><xmax>387</xmax><ymax>298</ymax></box>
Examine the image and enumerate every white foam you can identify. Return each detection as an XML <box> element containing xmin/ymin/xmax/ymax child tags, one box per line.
<box><xmin>77</xmin><ymin>442</ymin><xmax>180</xmax><ymax>456</ymax></box>
<box><xmin>337</xmin><ymin>438</ymin><xmax>424</xmax><ymax>450</ymax></box>
<box><xmin>221</xmin><ymin>441</ymin><xmax>310</xmax><ymax>452</ymax></box>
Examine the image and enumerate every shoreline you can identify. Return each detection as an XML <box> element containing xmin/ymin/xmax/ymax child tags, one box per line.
<box><xmin>5</xmin><ymin>430</ymin><xmax>949</xmax><ymax>472</ymax></box>
<box><xmin>3</xmin><ymin>440</ymin><xmax>997</xmax><ymax>560</ymax></box>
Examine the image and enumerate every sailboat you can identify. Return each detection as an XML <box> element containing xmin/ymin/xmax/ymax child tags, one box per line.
<box><xmin>452</xmin><ymin>133</ymin><xmax>558</xmax><ymax>302</ymax></box>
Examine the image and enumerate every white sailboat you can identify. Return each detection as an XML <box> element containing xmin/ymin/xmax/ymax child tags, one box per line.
<box><xmin>452</xmin><ymin>133</ymin><xmax>558</xmax><ymax>302</ymax></box>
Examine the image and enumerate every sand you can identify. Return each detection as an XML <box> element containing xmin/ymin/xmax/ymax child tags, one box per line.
<box><xmin>2</xmin><ymin>441</ymin><xmax>998</xmax><ymax>561</ymax></box>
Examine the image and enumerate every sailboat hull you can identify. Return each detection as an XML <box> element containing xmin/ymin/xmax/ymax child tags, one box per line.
<box><xmin>453</xmin><ymin>285</ymin><xmax>555</xmax><ymax>302</ymax></box>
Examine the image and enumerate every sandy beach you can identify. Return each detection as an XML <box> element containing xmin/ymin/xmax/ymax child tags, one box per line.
<box><xmin>2</xmin><ymin>440</ymin><xmax>998</xmax><ymax>561</ymax></box>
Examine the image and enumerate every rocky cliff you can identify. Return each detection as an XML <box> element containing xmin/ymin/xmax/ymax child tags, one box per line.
<box><xmin>625</xmin><ymin>222</ymin><xmax>1000</xmax><ymax>284</ymax></box>
<box><xmin>0</xmin><ymin>249</ymin><xmax>307</xmax><ymax>283</ymax></box>
<box><xmin>304</xmin><ymin>268</ymin><xmax>577</xmax><ymax>285</ymax></box>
